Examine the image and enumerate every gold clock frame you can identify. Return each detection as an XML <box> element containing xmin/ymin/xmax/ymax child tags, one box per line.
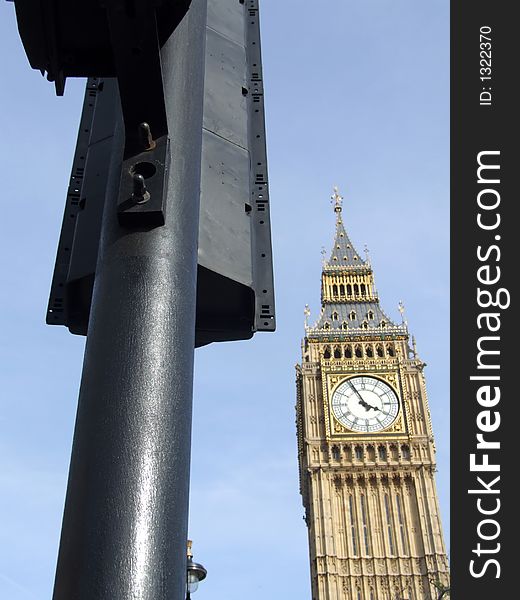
<box><xmin>322</xmin><ymin>370</ymin><xmax>406</xmax><ymax>438</ymax></box>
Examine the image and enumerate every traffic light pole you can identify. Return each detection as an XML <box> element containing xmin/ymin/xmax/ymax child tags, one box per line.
<box><xmin>52</xmin><ymin>1</ymin><xmax>207</xmax><ymax>598</ymax></box>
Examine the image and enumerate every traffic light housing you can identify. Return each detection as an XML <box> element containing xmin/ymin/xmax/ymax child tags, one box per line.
<box><xmin>39</xmin><ymin>0</ymin><xmax>275</xmax><ymax>346</ymax></box>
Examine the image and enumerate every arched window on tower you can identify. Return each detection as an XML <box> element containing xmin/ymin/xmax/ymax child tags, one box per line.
<box><xmin>390</xmin><ymin>444</ymin><xmax>399</xmax><ymax>460</ymax></box>
<box><xmin>355</xmin><ymin>345</ymin><xmax>363</xmax><ymax>358</ymax></box>
<box><xmin>323</xmin><ymin>322</ymin><xmax>330</xmax><ymax>330</ymax></box>
<box><xmin>361</xmin><ymin>320</ymin><xmax>369</xmax><ymax>329</ymax></box>
<box><xmin>323</xmin><ymin>346</ymin><xmax>331</xmax><ymax>359</ymax></box>
<box><xmin>333</xmin><ymin>346</ymin><xmax>341</xmax><ymax>359</ymax></box>
<box><xmin>378</xmin><ymin>445</ymin><xmax>387</xmax><ymax>460</ymax></box>
<box><xmin>384</xmin><ymin>494</ymin><xmax>396</xmax><ymax>555</ymax></box>
<box><xmin>401</xmin><ymin>444</ymin><xmax>411</xmax><ymax>460</ymax></box>
<box><xmin>361</xmin><ymin>283</ymin><xmax>366</xmax><ymax>295</ymax></box>
<box><xmin>354</xmin><ymin>283</ymin><xmax>359</xmax><ymax>295</ymax></box>
<box><xmin>381</xmin><ymin>320</ymin><xmax>387</xmax><ymax>328</ymax></box>
<box><xmin>366</xmin><ymin>345</ymin><xmax>374</xmax><ymax>358</ymax></box>
<box><xmin>331</xmin><ymin>445</ymin><xmax>340</xmax><ymax>461</ymax></box>
<box><xmin>349</xmin><ymin>495</ymin><xmax>358</xmax><ymax>556</ymax></box>
<box><xmin>332</xmin><ymin>311</ymin><xmax>339</xmax><ymax>321</ymax></box>
<box><xmin>360</xmin><ymin>494</ymin><xmax>371</xmax><ymax>555</ymax></box>
<box><xmin>355</xmin><ymin>445</ymin><xmax>364</xmax><ymax>460</ymax></box>
<box><xmin>342</xmin><ymin>321</ymin><xmax>349</xmax><ymax>330</ymax></box>
<box><xmin>376</xmin><ymin>344</ymin><xmax>384</xmax><ymax>357</ymax></box>
<box><xmin>396</xmin><ymin>494</ymin><xmax>408</xmax><ymax>555</ymax></box>
<box><xmin>367</xmin><ymin>445</ymin><xmax>375</xmax><ymax>461</ymax></box>
<box><xmin>339</xmin><ymin>284</ymin><xmax>345</xmax><ymax>296</ymax></box>
<box><xmin>345</xmin><ymin>345</ymin><xmax>352</xmax><ymax>358</ymax></box>
<box><xmin>386</xmin><ymin>343</ymin><xmax>395</xmax><ymax>357</ymax></box>
<box><xmin>347</xmin><ymin>284</ymin><xmax>352</xmax><ymax>296</ymax></box>
<box><xmin>368</xmin><ymin>310</ymin><xmax>374</xmax><ymax>320</ymax></box>
<box><xmin>349</xmin><ymin>310</ymin><xmax>356</xmax><ymax>321</ymax></box>
<box><xmin>332</xmin><ymin>284</ymin><xmax>338</xmax><ymax>297</ymax></box>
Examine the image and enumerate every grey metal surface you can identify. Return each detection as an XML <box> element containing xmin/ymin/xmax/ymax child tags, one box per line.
<box><xmin>46</xmin><ymin>78</ymin><xmax>111</xmax><ymax>329</ymax></box>
<box><xmin>245</xmin><ymin>0</ymin><xmax>275</xmax><ymax>332</ymax></box>
<box><xmin>199</xmin><ymin>129</ymin><xmax>252</xmax><ymax>286</ymax></box>
<box><xmin>51</xmin><ymin>1</ymin><xmax>207</xmax><ymax>598</ymax></box>
<box><xmin>203</xmin><ymin>26</ymin><xmax>248</xmax><ymax>149</ymax></box>
<box><xmin>47</xmin><ymin>0</ymin><xmax>275</xmax><ymax>342</ymax></box>
<box><xmin>200</xmin><ymin>0</ymin><xmax>275</xmax><ymax>333</ymax></box>
<box><xmin>12</xmin><ymin>0</ymin><xmax>192</xmax><ymax>94</ymax></box>
<box><xmin>207</xmin><ymin>0</ymin><xmax>245</xmax><ymax>46</ymax></box>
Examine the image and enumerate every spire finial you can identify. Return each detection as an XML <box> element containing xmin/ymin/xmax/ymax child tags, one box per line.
<box><xmin>304</xmin><ymin>304</ymin><xmax>311</xmax><ymax>329</ymax></box>
<box><xmin>321</xmin><ymin>246</ymin><xmax>327</xmax><ymax>266</ymax></box>
<box><xmin>364</xmin><ymin>244</ymin><xmax>371</xmax><ymax>264</ymax></box>
<box><xmin>398</xmin><ymin>300</ymin><xmax>407</xmax><ymax>326</ymax></box>
<box><xmin>331</xmin><ymin>185</ymin><xmax>343</xmax><ymax>218</ymax></box>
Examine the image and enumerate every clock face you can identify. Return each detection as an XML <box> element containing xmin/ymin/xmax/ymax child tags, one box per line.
<box><xmin>331</xmin><ymin>376</ymin><xmax>400</xmax><ymax>433</ymax></box>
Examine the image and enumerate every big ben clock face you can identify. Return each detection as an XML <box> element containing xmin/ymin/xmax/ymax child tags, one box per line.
<box><xmin>331</xmin><ymin>376</ymin><xmax>400</xmax><ymax>433</ymax></box>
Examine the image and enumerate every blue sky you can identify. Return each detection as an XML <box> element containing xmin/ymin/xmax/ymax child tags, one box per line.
<box><xmin>0</xmin><ymin>1</ymin><xmax>449</xmax><ymax>599</ymax></box>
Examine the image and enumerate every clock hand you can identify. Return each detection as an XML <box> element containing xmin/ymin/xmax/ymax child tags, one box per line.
<box><xmin>374</xmin><ymin>407</ymin><xmax>391</xmax><ymax>417</ymax></box>
<box><xmin>346</xmin><ymin>380</ymin><xmax>382</xmax><ymax>412</ymax></box>
<box><xmin>346</xmin><ymin>380</ymin><xmax>368</xmax><ymax>407</ymax></box>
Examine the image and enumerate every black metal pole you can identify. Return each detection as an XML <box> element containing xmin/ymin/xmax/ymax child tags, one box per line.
<box><xmin>52</xmin><ymin>1</ymin><xmax>207</xmax><ymax>598</ymax></box>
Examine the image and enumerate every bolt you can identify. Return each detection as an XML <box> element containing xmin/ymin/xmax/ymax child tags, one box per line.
<box><xmin>132</xmin><ymin>173</ymin><xmax>150</xmax><ymax>204</ymax></box>
<box><xmin>138</xmin><ymin>122</ymin><xmax>156</xmax><ymax>150</ymax></box>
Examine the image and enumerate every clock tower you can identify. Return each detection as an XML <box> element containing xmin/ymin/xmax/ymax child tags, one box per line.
<box><xmin>296</xmin><ymin>189</ymin><xmax>449</xmax><ymax>600</ymax></box>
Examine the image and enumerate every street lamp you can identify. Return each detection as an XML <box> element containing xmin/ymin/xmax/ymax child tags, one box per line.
<box><xmin>186</xmin><ymin>540</ymin><xmax>207</xmax><ymax>599</ymax></box>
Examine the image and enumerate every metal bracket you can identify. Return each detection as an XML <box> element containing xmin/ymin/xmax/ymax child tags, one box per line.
<box><xmin>105</xmin><ymin>0</ymin><xmax>170</xmax><ymax>226</ymax></box>
<box><xmin>117</xmin><ymin>134</ymin><xmax>170</xmax><ymax>227</ymax></box>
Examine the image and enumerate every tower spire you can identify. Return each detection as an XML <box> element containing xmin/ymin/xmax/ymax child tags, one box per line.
<box><xmin>325</xmin><ymin>184</ymin><xmax>364</xmax><ymax>269</ymax></box>
<box><xmin>330</xmin><ymin>185</ymin><xmax>343</xmax><ymax>223</ymax></box>
<box><xmin>309</xmin><ymin>186</ymin><xmax>407</xmax><ymax>333</ymax></box>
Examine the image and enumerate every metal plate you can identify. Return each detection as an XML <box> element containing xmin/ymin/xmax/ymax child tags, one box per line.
<box><xmin>199</xmin><ymin>129</ymin><xmax>252</xmax><ymax>287</ymax></box>
<box><xmin>46</xmin><ymin>78</ymin><xmax>111</xmax><ymax>330</ymax></box>
<box><xmin>203</xmin><ymin>27</ymin><xmax>248</xmax><ymax>149</ymax></box>
<box><xmin>245</xmin><ymin>0</ymin><xmax>275</xmax><ymax>333</ymax></box>
<box><xmin>207</xmin><ymin>0</ymin><xmax>245</xmax><ymax>46</ymax></box>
